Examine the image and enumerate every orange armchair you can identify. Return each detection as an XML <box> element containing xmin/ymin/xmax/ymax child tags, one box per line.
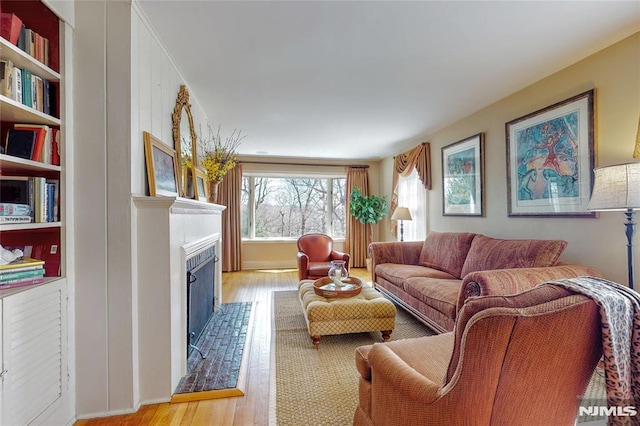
<box><xmin>296</xmin><ymin>233</ymin><xmax>350</xmax><ymax>281</ymax></box>
<box><xmin>354</xmin><ymin>284</ymin><xmax>602</xmax><ymax>425</ymax></box>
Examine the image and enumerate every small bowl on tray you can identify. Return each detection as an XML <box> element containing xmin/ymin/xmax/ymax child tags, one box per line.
<box><xmin>312</xmin><ymin>276</ymin><xmax>363</xmax><ymax>298</ymax></box>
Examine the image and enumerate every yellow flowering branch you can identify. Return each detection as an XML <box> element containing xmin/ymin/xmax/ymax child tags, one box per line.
<box><xmin>197</xmin><ymin>125</ymin><xmax>244</xmax><ymax>183</ymax></box>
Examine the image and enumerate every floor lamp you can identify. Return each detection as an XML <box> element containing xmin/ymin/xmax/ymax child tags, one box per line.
<box><xmin>391</xmin><ymin>207</ymin><xmax>412</xmax><ymax>242</ymax></box>
<box><xmin>587</xmin><ymin>162</ymin><xmax>640</xmax><ymax>290</ymax></box>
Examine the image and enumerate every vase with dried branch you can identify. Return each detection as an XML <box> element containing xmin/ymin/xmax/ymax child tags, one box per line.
<box><xmin>197</xmin><ymin>125</ymin><xmax>244</xmax><ymax>203</ymax></box>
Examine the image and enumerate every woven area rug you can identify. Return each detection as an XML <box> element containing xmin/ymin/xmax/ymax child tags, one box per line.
<box><xmin>172</xmin><ymin>302</ymin><xmax>254</xmax><ymax>402</ymax></box>
<box><xmin>268</xmin><ymin>290</ymin><xmax>607</xmax><ymax>425</ymax></box>
<box><xmin>268</xmin><ymin>290</ymin><xmax>434</xmax><ymax>425</ymax></box>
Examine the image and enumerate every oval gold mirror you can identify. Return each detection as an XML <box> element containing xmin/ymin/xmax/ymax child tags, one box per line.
<box><xmin>172</xmin><ymin>85</ymin><xmax>198</xmax><ymax>197</ymax></box>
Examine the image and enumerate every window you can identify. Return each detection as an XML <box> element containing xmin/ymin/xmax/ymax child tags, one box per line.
<box><xmin>397</xmin><ymin>169</ymin><xmax>427</xmax><ymax>241</ymax></box>
<box><xmin>241</xmin><ymin>176</ymin><xmax>346</xmax><ymax>239</ymax></box>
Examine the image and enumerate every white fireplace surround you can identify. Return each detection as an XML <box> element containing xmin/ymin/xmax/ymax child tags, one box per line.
<box><xmin>134</xmin><ymin>196</ymin><xmax>225</xmax><ymax>404</ymax></box>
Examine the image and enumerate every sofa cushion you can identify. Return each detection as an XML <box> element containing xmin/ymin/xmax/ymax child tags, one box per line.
<box><xmin>375</xmin><ymin>263</ymin><xmax>458</xmax><ymax>289</ymax></box>
<box><xmin>418</xmin><ymin>232</ymin><xmax>477</xmax><ymax>278</ymax></box>
<box><xmin>460</xmin><ymin>235</ymin><xmax>568</xmax><ymax>277</ymax></box>
<box><xmin>403</xmin><ymin>277</ymin><xmax>462</xmax><ymax>320</ymax></box>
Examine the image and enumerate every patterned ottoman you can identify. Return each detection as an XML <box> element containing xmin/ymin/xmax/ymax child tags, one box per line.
<box><xmin>298</xmin><ymin>279</ymin><xmax>397</xmax><ymax>347</ymax></box>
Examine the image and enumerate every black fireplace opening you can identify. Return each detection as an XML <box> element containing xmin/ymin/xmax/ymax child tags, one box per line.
<box><xmin>186</xmin><ymin>246</ymin><xmax>217</xmax><ymax>357</ymax></box>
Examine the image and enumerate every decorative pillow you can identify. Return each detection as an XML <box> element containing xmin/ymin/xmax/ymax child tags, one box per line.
<box><xmin>460</xmin><ymin>235</ymin><xmax>568</xmax><ymax>277</ymax></box>
<box><xmin>418</xmin><ymin>232</ymin><xmax>477</xmax><ymax>278</ymax></box>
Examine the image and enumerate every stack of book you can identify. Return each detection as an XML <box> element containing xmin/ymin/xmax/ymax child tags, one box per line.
<box><xmin>1</xmin><ymin>12</ymin><xmax>50</xmax><ymax>66</ymax></box>
<box><xmin>0</xmin><ymin>202</ymin><xmax>32</xmax><ymax>224</ymax></box>
<box><xmin>0</xmin><ymin>257</ymin><xmax>45</xmax><ymax>289</ymax></box>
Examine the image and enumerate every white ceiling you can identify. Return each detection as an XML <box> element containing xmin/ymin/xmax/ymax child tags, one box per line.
<box><xmin>137</xmin><ymin>1</ymin><xmax>640</xmax><ymax>161</ymax></box>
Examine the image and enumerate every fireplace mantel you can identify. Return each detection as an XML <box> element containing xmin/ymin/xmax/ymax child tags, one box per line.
<box><xmin>134</xmin><ymin>196</ymin><xmax>225</xmax><ymax>403</ymax></box>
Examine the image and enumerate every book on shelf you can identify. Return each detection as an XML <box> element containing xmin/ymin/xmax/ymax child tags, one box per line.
<box><xmin>16</xmin><ymin>23</ymin><xmax>25</xmax><ymax>51</ymax></box>
<box><xmin>5</xmin><ymin>129</ymin><xmax>37</xmax><ymax>160</ymax></box>
<box><xmin>0</xmin><ymin>257</ymin><xmax>45</xmax><ymax>271</ymax></box>
<box><xmin>46</xmin><ymin>182</ymin><xmax>55</xmax><ymax>222</ymax></box>
<box><xmin>0</xmin><ymin>276</ymin><xmax>45</xmax><ymax>290</ymax></box>
<box><xmin>13</xmin><ymin>124</ymin><xmax>51</xmax><ymax>163</ymax></box>
<box><xmin>51</xmin><ymin>128</ymin><xmax>60</xmax><ymax>165</ymax></box>
<box><xmin>0</xmin><ymin>215</ymin><xmax>32</xmax><ymax>224</ymax></box>
<box><xmin>11</xmin><ymin>66</ymin><xmax>22</xmax><ymax>103</ymax></box>
<box><xmin>0</xmin><ymin>268</ymin><xmax>44</xmax><ymax>282</ymax></box>
<box><xmin>33</xmin><ymin>176</ymin><xmax>46</xmax><ymax>223</ymax></box>
<box><xmin>43</xmin><ymin>78</ymin><xmax>50</xmax><ymax>115</ymax></box>
<box><xmin>0</xmin><ymin>262</ymin><xmax>42</xmax><ymax>274</ymax></box>
<box><xmin>0</xmin><ymin>12</ymin><xmax>23</xmax><ymax>45</ymax></box>
<box><xmin>0</xmin><ymin>59</ymin><xmax>13</xmax><ymax>97</ymax></box>
<box><xmin>21</xmin><ymin>68</ymin><xmax>32</xmax><ymax>108</ymax></box>
<box><xmin>0</xmin><ymin>202</ymin><xmax>32</xmax><ymax>216</ymax></box>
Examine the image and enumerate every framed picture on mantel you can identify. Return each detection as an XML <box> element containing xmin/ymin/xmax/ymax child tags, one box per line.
<box><xmin>144</xmin><ymin>131</ymin><xmax>180</xmax><ymax>197</ymax></box>
<box><xmin>505</xmin><ymin>90</ymin><xmax>595</xmax><ymax>218</ymax></box>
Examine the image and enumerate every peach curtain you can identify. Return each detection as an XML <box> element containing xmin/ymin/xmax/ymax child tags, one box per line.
<box><xmin>218</xmin><ymin>164</ymin><xmax>242</xmax><ymax>271</ymax></box>
<box><xmin>345</xmin><ymin>167</ymin><xmax>369</xmax><ymax>267</ymax></box>
<box><xmin>391</xmin><ymin>142</ymin><xmax>432</xmax><ymax>236</ymax></box>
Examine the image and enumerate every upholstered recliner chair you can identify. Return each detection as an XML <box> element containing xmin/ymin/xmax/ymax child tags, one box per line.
<box><xmin>296</xmin><ymin>233</ymin><xmax>350</xmax><ymax>281</ymax></box>
<box><xmin>354</xmin><ymin>284</ymin><xmax>603</xmax><ymax>425</ymax></box>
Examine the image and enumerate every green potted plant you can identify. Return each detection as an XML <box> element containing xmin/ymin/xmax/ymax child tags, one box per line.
<box><xmin>349</xmin><ymin>186</ymin><xmax>388</xmax><ymax>269</ymax></box>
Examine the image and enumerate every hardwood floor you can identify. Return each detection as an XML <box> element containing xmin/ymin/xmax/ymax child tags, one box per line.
<box><xmin>75</xmin><ymin>268</ymin><xmax>372</xmax><ymax>425</ymax></box>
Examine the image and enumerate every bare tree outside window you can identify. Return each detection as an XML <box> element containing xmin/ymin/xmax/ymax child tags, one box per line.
<box><xmin>242</xmin><ymin>176</ymin><xmax>346</xmax><ymax>239</ymax></box>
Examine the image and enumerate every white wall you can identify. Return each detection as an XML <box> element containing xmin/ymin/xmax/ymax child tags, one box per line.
<box><xmin>380</xmin><ymin>33</ymin><xmax>640</xmax><ymax>287</ymax></box>
<box><xmin>74</xmin><ymin>0</ymin><xmax>210</xmax><ymax>418</ymax></box>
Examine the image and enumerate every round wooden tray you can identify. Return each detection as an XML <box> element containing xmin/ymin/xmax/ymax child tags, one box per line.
<box><xmin>313</xmin><ymin>276</ymin><xmax>363</xmax><ymax>298</ymax></box>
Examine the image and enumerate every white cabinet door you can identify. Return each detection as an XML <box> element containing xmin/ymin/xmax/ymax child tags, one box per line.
<box><xmin>1</xmin><ymin>281</ymin><xmax>66</xmax><ymax>425</ymax></box>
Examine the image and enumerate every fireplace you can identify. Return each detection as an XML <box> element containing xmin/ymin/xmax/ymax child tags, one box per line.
<box><xmin>135</xmin><ymin>196</ymin><xmax>225</xmax><ymax>402</ymax></box>
<box><xmin>186</xmin><ymin>245</ymin><xmax>217</xmax><ymax>358</ymax></box>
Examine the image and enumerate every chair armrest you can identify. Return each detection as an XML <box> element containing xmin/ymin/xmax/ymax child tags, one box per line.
<box><xmin>297</xmin><ymin>252</ymin><xmax>309</xmax><ymax>280</ymax></box>
<box><xmin>367</xmin><ymin>343</ymin><xmax>442</xmax><ymax>404</ymax></box>
<box><xmin>457</xmin><ymin>264</ymin><xmax>602</xmax><ymax>311</ymax></box>
<box><xmin>330</xmin><ymin>250</ymin><xmax>350</xmax><ymax>268</ymax></box>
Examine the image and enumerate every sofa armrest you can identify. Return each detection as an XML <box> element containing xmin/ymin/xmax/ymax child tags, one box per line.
<box><xmin>369</xmin><ymin>241</ymin><xmax>423</xmax><ymax>282</ymax></box>
<box><xmin>457</xmin><ymin>264</ymin><xmax>602</xmax><ymax>311</ymax></box>
<box><xmin>366</xmin><ymin>342</ymin><xmax>442</xmax><ymax>404</ymax></box>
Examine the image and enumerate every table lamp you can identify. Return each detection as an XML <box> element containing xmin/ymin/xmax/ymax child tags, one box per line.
<box><xmin>391</xmin><ymin>207</ymin><xmax>412</xmax><ymax>242</ymax></box>
<box><xmin>587</xmin><ymin>161</ymin><xmax>640</xmax><ymax>290</ymax></box>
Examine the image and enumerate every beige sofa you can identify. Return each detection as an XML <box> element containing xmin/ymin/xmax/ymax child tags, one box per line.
<box><xmin>370</xmin><ymin>231</ymin><xmax>601</xmax><ymax>333</ymax></box>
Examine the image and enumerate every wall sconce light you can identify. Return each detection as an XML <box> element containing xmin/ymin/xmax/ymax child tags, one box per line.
<box><xmin>391</xmin><ymin>207</ymin><xmax>413</xmax><ymax>242</ymax></box>
<box><xmin>587</xmin><ymin>162</ymin><xmax>640</xmax><ymax>290</ymax></box>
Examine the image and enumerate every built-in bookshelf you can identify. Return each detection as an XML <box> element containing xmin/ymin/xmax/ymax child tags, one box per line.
<box><xmin>0</xmin><ymin>0</ymin><xmax>62</xmax><ymax>288</ymax></box>
<box><xmin>0</xmin><ymin>1</ymin><xmax>72</xmax><ymax>425</ymax></box>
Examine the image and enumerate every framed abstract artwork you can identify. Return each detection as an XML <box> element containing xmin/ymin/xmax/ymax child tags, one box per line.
<box><xmin>506</xmin><ymin>90</ymin><xmax>595</xmax><ymax>217</ymax></box>
<box><xmin>144</xmin><ymin>131</ymin><xmax>180</xmax><ymax>197</ymax></box>
<box><xmin>442</xmin><ymin>133</ymin><xmax>484</xmax><ymax>216</ymax></box>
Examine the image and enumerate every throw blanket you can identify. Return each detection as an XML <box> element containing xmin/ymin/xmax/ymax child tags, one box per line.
<box><xmin>543</xmin><ymin>276</ymin><xmax>640</xmax><ymax>426</ymax></box>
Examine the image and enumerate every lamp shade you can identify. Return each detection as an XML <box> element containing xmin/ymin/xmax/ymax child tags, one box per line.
<box><xmin>391</xmin><ymin>207</ymin><xmax>412</xmax><ymax>221</ymax></box>
<box><xmin>587</xmin><ymin>162</ymin><xmax>640</xmax><ymax>211</ymax></box>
